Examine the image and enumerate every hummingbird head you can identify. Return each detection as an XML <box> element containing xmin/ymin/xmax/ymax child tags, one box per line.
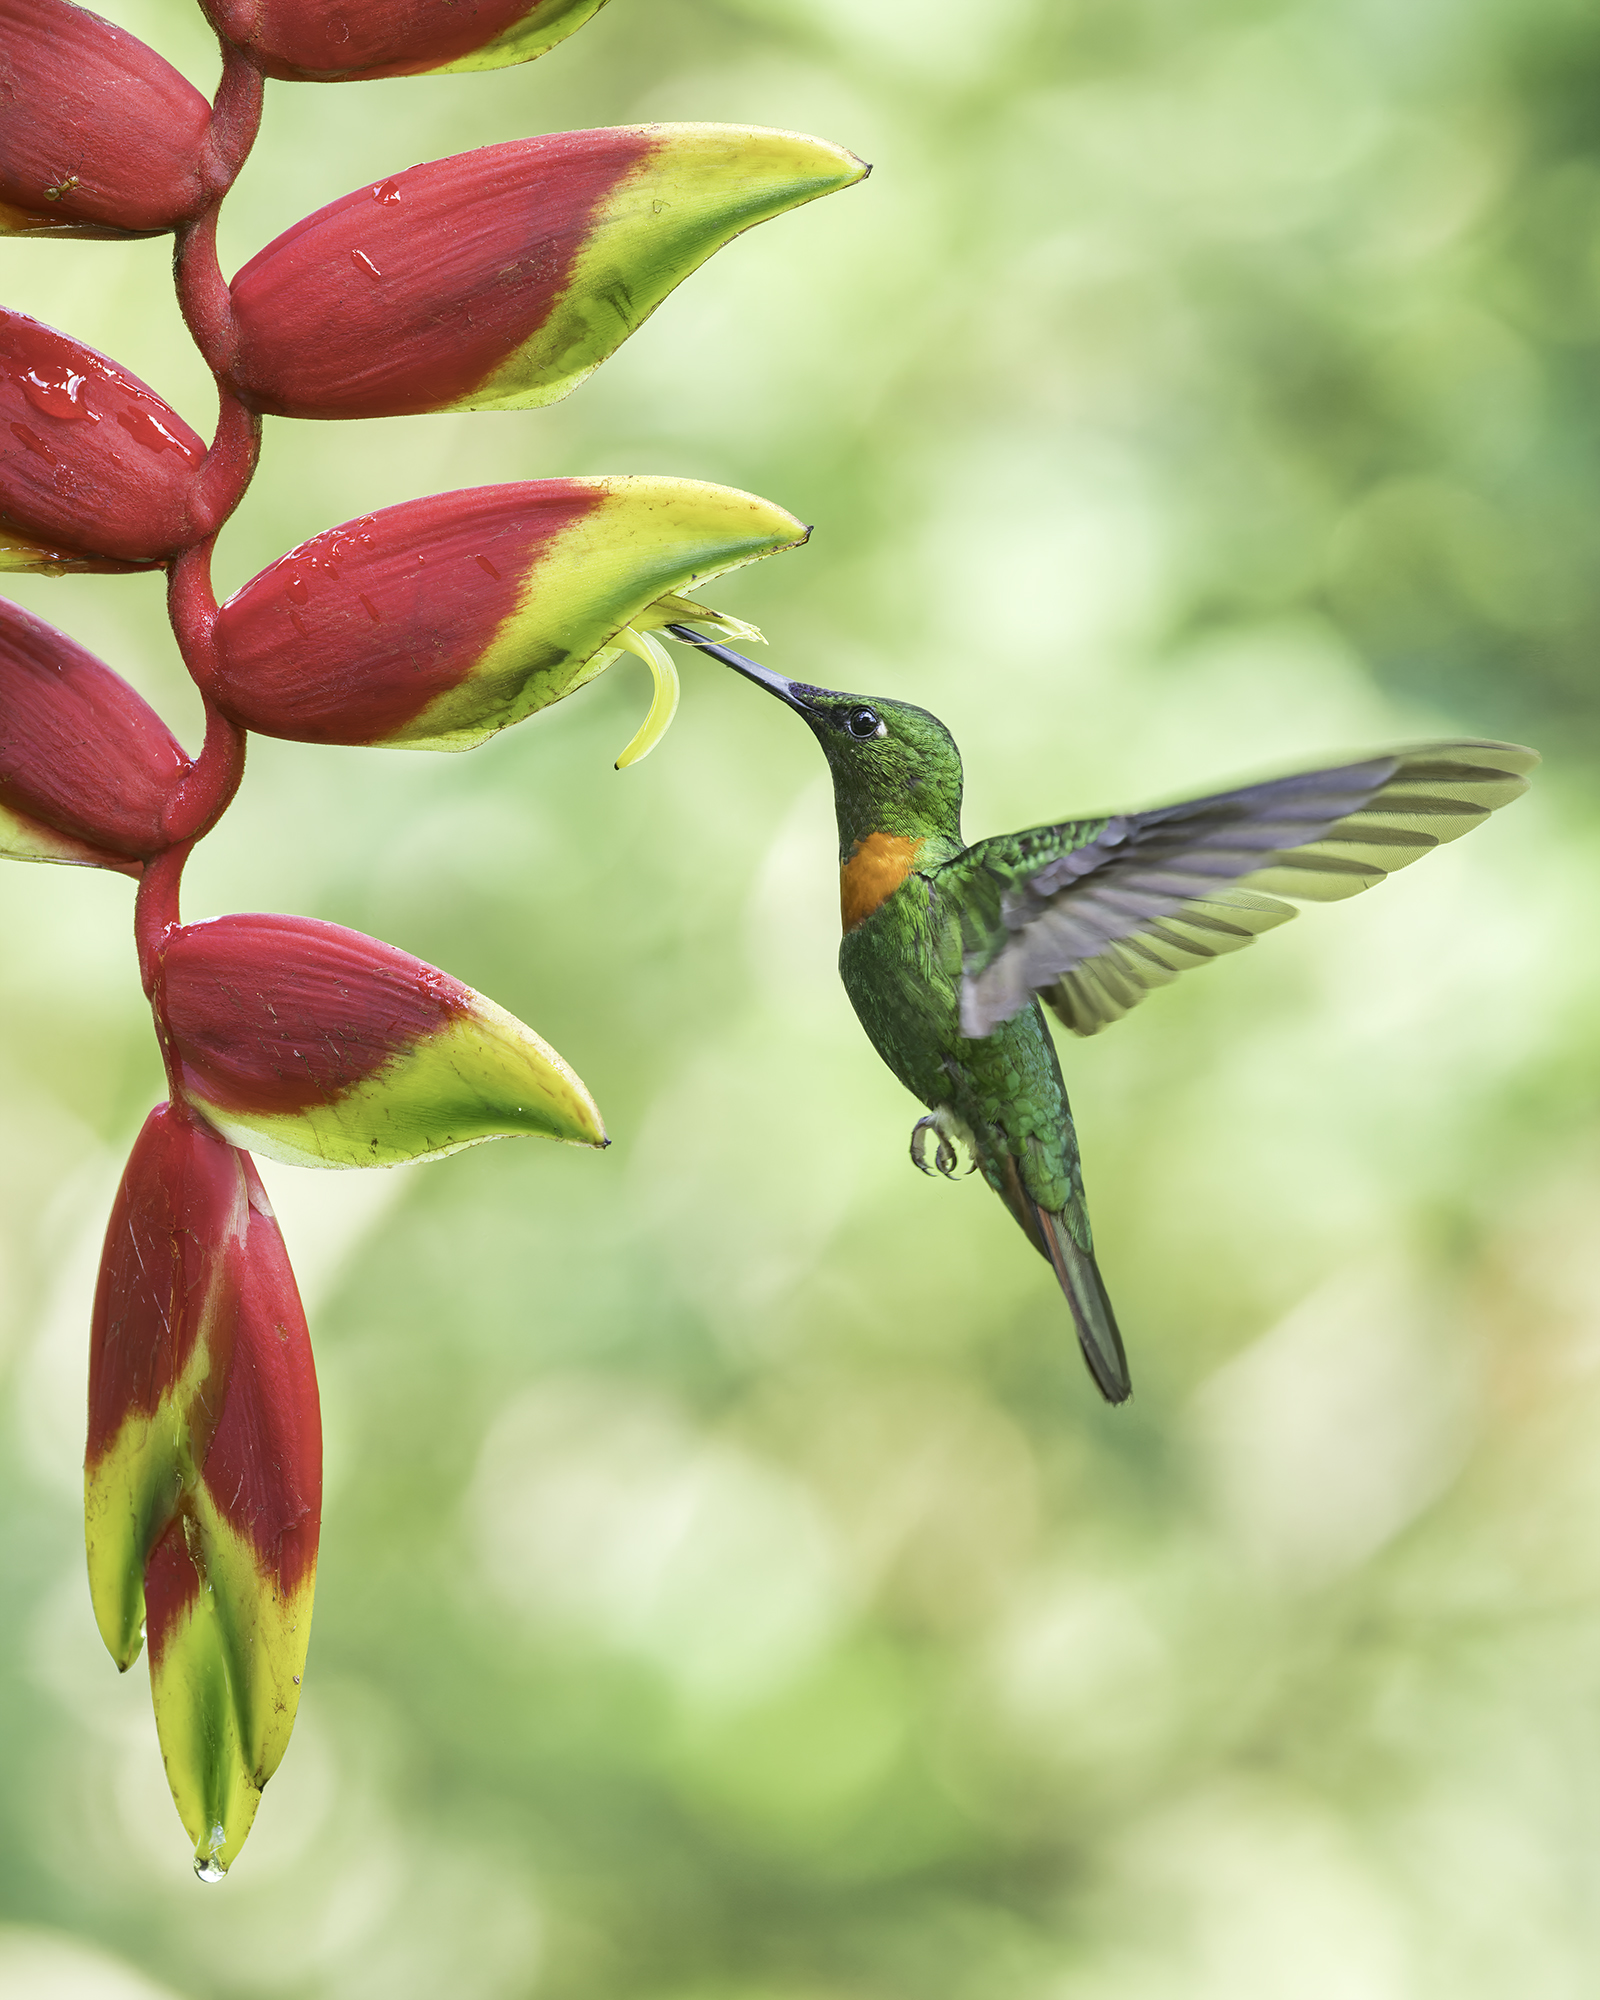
<box><xmin>667</xmin><ymin>626</ymin><xmax>964</xmax><ymax>854</ymax></box>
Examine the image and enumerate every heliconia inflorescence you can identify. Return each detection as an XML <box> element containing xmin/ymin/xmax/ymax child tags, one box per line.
<box><xmin>0</xmin><ymin>0</ymin><xmax>864</xmax><ymax>1877</ymax></box>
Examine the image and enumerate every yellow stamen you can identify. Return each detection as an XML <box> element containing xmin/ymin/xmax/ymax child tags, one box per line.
<box><xmin>613</xmin><ymin>626</ymin><xmax>681</xmax><ymax>769</ymax></box>
<box><xmin>641</xmin><ymin>591</ymin><xmax>767</xmax><ymax>646</ymax></box>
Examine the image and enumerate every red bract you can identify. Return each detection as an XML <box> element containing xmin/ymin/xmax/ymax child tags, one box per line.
<box><xmin>0</xmin><ymin>600</ymin><xmax>187</xmax><ymax>870</ymax></box>
<box><xmin>157</xmin><ymin>912</ymin><xmax>606</xmax><ymax>1166</ymax></box>
<box><xmin>200</xmin><ymin>0</ymin><xmax>607</xmax><ymax>83</ymax></box>
<box><xmin>227</xmin><ymin>125</ymin><xmax>868</xmax><ymax>419</ymax></box>
<box><xmin>0</xmin><ymin>312</ymin><xmax>208</xmax><ymax>567</ymax></box>
<box><xmin>162</xmin><ymin>913</ymin><xmax>474</xmax><ymax>1115</ymax></box>
<box><xmin>0</xmin><ymin>0</ymin><xmax>212</xmax><ymax>237</ymax></box>
<box><xmin>208</xmin><ymin>477</ymin><xmax>807</xmax><ymax>750</ymax></box>
<box><xmin>85</xmin><ymin>1107</ymin><xmax>321</xmax><ymax>1876</ymax></box>
<box><xmin>85</xmin><ymin>1108</ymin><xmax>246</xmax><ymax>1548</ymax></box>
<box><xmin>212</xmin><ymin>483</ymin><xmax>596</xmax><ymax>742</ymax></box>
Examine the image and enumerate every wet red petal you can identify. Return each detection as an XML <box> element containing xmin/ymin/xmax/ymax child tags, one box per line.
<box><xmin>213</xmin><ymin>484</ymin><xmax>602</xmax><ymax>742</ymax></box>
<box><xmin>0</xmin><ymin>312</ymin><xmax>207</xmax><ymax>563</ymax></box>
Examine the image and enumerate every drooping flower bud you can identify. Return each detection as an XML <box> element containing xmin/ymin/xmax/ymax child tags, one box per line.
<box><xmin>0</xmin><ymin>0</ymin><xmax>212</xmax><ymax>238</ymax></box>
<box><xmin>156</xmin><ymin>913</ymin><xmax>606</xmax><ymax>1167</ymax></box>
<box><xmin>200</xmin><ymin>0</ymin><xmax>608</xmax><ymax>84</ymax></box>
<box><xmin>208</xmin><ymin>477</ymin><xmax>807</xmax><ymax>753</ymax></box>
<box><xmin>86</xmin><ymin>1107</ymin><xmax>320</xmax><ymax>1877</ymax></box>
<box><xmin>228</xmin><ymin>126</ymin><xmax>868</xmax><ymax>420</ymax></box>
<box><xmin>0</xmin><ymin>599</ymin><xmax>188</xmax><ymax>871</ymax></box>
<box><xmin>0</xmin><ymin>312</ymin><xmax>208</xmax><ymax>569</ymax></box>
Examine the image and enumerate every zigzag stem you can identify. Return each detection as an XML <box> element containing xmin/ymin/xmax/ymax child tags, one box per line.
<box><xmin>135</xmin><ymin>38</ymin><xmax>265</xmax><ymax>1070</ymax></box>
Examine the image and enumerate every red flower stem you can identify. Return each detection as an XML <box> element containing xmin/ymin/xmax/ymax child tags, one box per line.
<box><xmin>202</xmin><ymin>42</ymin><xmax>265</xmax><ymax>193</ymax></box>
<box><xmin>175</xmin><ymin>205</ymin><xmax>241</xmax><ymax>384</ymax></box>
<box><xmin>135</xmin><ymin>844</ymin><xmax>191</xmax><ymax>998</ymax></box>
<box><xmin>137</xmin><ymin>40</ymin><xmax>265</xmax><ymax>1060</ymax></box>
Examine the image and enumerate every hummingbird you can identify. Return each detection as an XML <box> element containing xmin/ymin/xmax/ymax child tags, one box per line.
<box><xmin>666</xmin><ymin>623</ymin><xmax>1535</xmax><ymax>1405</ymax></box>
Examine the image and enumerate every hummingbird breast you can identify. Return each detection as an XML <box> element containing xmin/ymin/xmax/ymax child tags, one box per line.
<box><xmin>838</xmin><ymin>868</ymin><xmax>1083</xmax><ymax>1219</ymax></box>
<box><xmin>840</xmin><ymin>832</ymin><xmax>923</xmax><ymax>934</ymax></box>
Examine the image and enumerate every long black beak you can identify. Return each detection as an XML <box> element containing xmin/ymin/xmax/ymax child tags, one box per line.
<box><xmin>664</xmin><ymin>623</ymin><xmax>819</xmax><ymax>711</ymax></box>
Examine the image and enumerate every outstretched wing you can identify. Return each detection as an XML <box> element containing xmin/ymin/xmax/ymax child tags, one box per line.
<box><xmin>944</xmin><ymin>740</ymin><xmax>1537</xmax><ymax>1039</ymax></box>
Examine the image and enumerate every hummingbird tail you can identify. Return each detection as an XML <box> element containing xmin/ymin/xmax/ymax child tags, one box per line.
<box><xmin>988</xmin><ymin>1152</ymin><xmax>1132</xmax><ymax>1403</ymax></box>
<box><xmin>1036</xmin><ymin>1206</ymin><xmax>1131</xmax><ymax>1404</ymax></box>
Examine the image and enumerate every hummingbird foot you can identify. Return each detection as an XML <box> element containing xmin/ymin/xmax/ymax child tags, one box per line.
<box><xmin>910</xmin><ymin>1108</ymin><xmax>977</xmax><ymax>1180</ymax></box>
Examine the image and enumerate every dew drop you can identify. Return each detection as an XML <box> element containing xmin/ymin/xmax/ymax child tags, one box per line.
<box><xmin>17</xmin><ymin>364</ymin><xmax>97</xmax><ymax>421</ymax></box>
<box><xmin>195</xmin><ymin>1824</ymin><xmax>228</xmax><ymax>1883</ymax></box>
<box><xmin>373</xmin><ymin>179</ymin><xmax>403</xmax><ymax>205</ymax></box>
<box><xmin>359</xmin><ymin>593</ymin><xmax>381</xmax><ymax>623</ymax></box>
<box><xmin>116</xmin><ymin>407</ymin><xmax>199</xmax><ymax>460</ymax></box>
<box><xmin>350</xmin><ymin>249</ymin><xmax>382</xmax><ymax>280</ymax></box>
<box><xmin>474</xmin><ymin>554</ymin><xmax>501</xmax><ymax>579</ymax></box>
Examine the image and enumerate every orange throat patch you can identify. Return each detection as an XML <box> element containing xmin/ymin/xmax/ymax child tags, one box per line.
<box><xmin>840</xmin><ymin>832</ymin><xmax>922</xmax><ymax>934</ymax></box>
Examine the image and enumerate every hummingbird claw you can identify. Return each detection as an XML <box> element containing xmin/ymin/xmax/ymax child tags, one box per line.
<box><xmin>910</xmin><ymin>1109</ymin><xmax>977</xmax><ymax>1180</ymax></box>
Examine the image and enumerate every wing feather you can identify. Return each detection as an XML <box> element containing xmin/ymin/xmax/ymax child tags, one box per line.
<box><xmin>950</xmin><ymin>740</ymin><xmax>1536</xmax><ymax>1038</ymax></box>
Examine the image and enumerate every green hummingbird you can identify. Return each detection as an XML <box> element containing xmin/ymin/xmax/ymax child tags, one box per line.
<box><xmin>667</xmin><ymin>623</ymin><xmax>1535</xmax><ymax>1404</ymax></box>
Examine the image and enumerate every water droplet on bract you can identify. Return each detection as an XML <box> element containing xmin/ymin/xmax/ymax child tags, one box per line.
<box><xmin>195</xmin><ymin>1823</ymin><xmax>228</xmax><ymax>1883</ymax></box>
<box><xmin>18</xmin><ymin>362</ymin><xmax>97</xmax><ymax>421</ymax></box>
<box><xmin>350</xmin><ymin>249</ymin><xmax>383</xmax><ymax>280</ymax></box>
<box><xmin>116</xmin><ymin>407</ymin><xmax>200</xmax><ymax>460</ymax></box>
<box><xmin>373</xmin><ymin>179</ymin><xmax>403</xmax><ymax>205</ymax></box>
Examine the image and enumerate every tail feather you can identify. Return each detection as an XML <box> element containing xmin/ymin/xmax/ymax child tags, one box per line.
<box><xmin>989</xmin><ymin>1152</ymin><xmax>1131</xmax><ymax>1402</ymax></box>
<box><xmin>1035</xmin><ymin>1202</ymin><xmax>1130</xmax><ymax>1403</ymax></box>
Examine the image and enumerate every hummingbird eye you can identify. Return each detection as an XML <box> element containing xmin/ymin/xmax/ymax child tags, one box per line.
<box><xmin>845</xmin><ymin>706</ymin><xmax>883</xmax><ymax>740</ymax></box>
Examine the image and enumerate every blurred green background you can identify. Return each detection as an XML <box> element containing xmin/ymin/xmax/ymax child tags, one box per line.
<box><xmin>4</xmin><ymin>0</ymin><xmax>1600</xmax><ymax>1993</ymax></box>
